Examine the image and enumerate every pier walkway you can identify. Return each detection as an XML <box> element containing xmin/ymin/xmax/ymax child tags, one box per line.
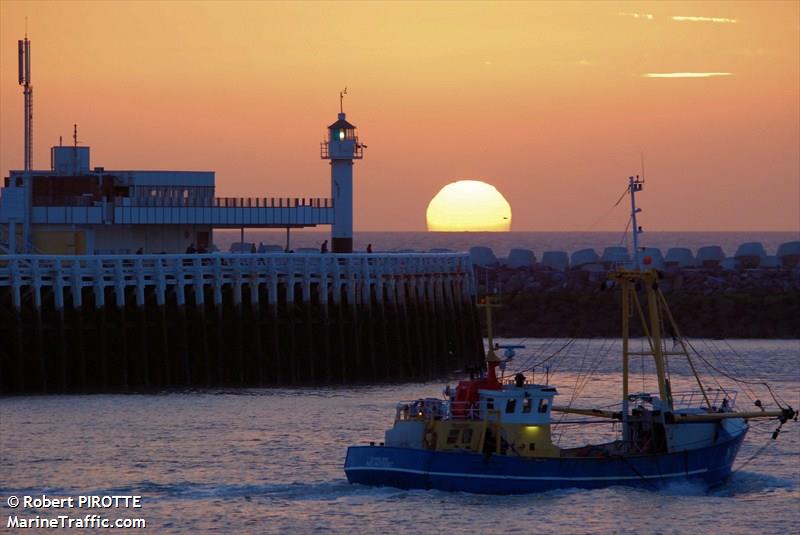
<box><xmin>0</xmin><ymin>252</ymin><xmax>473</xmax><ymax>309</ymax></box>
<box><xmin>0</xmin><ymin>253</ymin><xmax>484</xmax><ymax>393</ymax></box>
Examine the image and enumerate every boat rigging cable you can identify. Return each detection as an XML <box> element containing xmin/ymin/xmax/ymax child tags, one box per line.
<box><xmin>684</xmin><ymin>337</ymin><xmax>788</xmax><ymax>409</ymax></box>
<box><xmin>715</xmin><ymin>338</ymin><xmax>789</xmax><ymax>407</ymax></box>
<box><xmin>696</xmin><ymin>338</ymin><xmax>755</xmax><ymax>403</ymax></box>
<box><xmin>585</xmin><ymin>184</ymin><xmax>630</xmax><ymax>231</ymax></box>
<box><xmin>514</xmin><ymin>338</ymin><xmax>576</xmax><ymax>374</ymax></box>
<box><xmin>511</xmin><ymin>337</ymin><xmax>562</xmax><ymax>373</ymax></box>
<box><xmin>553</xmin><ymin>338</ymin><xmax>618</xmax><ymax>444</ymax></box>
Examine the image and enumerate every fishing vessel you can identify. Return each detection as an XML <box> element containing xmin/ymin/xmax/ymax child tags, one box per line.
<box><xmin>344</xmin><ymin>176</ymin><xmax>796</xmax><ymax>494</ymax></box>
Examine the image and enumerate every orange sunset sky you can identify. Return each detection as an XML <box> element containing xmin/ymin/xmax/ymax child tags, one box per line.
<box><xmin>1</xmin><ymin>1</ymin><xmax>798</xmax><ymax>231</ymax></box>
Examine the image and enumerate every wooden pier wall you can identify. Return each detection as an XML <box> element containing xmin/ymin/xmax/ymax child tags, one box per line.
<box><xmin>0</xmin><ymin>253</ymin><xmax>484</xmax><ymax>393</ymax></box>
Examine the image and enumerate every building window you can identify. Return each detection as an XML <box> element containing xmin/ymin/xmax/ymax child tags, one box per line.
<box><xmin>523</xmin><ymin>397</ymin><xmax>532</xmax><ymax>414</ymax></box>
<box><xmin>538</xmin><ymin>399</ymin><xmax>549</xmax><ymax>413</ymax></box>
<box><xmin>505</xmin><ymin>399</ymin><xmax>517</xmax><ymax>414</ymax></box>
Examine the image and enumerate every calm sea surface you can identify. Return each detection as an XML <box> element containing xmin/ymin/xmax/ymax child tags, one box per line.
<box><xmin>214</xmin><ymin>230</ymin><xmax>797</xmax><ymax>258</ymax></box>
<box><xmin>1</xmin><ymin>339</ymin><xmax>798</xmax><ymax>535</ymax></box>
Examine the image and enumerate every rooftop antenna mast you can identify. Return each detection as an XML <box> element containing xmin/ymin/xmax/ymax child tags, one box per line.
<box><xmin>18</xmin><ymin>28</ymin><xmax>33</xmax><ymax>171</ymax></box>
<box><xmin>339</xmin><ymin>86</ymin><xmax>347</xmax><ymax>114</ymax></box>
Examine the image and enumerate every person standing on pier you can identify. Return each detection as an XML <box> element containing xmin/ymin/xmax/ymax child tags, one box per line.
<box><xmin>367</xmin><ymin>244</ymin><xmax>373</xmax><ymax>253</ymax></box>
<box><xmin>321</xmin><ymin>240</ymin><xmax>328</xmax><ymax>253</ymax></box>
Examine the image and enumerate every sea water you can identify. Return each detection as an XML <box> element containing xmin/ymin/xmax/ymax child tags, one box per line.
<box><xmin>1</xmin><ymin>339</ymin><xmax>798</xmax><ymax>534</ymax></box>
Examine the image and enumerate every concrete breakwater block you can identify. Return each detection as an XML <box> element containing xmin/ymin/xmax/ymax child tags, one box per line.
<box><xmin>570</xmin><ymin>249</ymin><xmax>599</xmax><ymax>269</ymax></box>
<box><xmin>760</xmin><ymin>256</ymin><xmax>781</xmax><ymax>269</ymax></box>
<box><xmin>601</xmin><ymin>246</ymin><xmax>630</xmax><ymax>266</ymax></box>
<box><xmin>469</xmin><ymin>246</ymin><xmax>498</xmax><ymax>267</ymax></box>
<box><xmin>777</xmin><ymin>241</ymin><xmax>800</xmax><ymax>268</ymax></box>
<box><xmin>641</xmin><ymin>247</ymin><xmax>665</xmax><ymax>270</ymax></box>
<box><xmin>696</xmin><ymin>246</ymin><xmax>725</xmax><ymax>268</ymax></box>
<box><xmin>735</xmin><ymin>242</ymin><xmax>767</xmax><ymax>268</ymax></box>
<box><xmin>540</xmin><ymin>251</ymin><xmax>569</xmax><ymax>271</ymax></box>
<box><xmin>665</xmin><ymin>248</ymin><xmax>696</xmax><ymax>268</ymax></box>
<box><xmin>505</xmin><ymin>248</ymin><xmax>536</xmax><ymax>268</ymax></box>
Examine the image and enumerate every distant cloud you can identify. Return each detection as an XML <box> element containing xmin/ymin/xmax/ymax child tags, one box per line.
<box><xmin>643</xmin><ymin>72</ymin><xmax>733</xmax><ymax>78</ymax></box>
<box><xmin>672</xmin><ymin>16</ymin><xmax>738</xmax><ymax>23</ymax></box>
<box><xmin>618</xmin><ymin>12</ymin><xmax>653</xmax><ymax>20</ymax></box>
<box><xmin>619</xmin><ymin>12</ymin><xmax>738</xmax><ymax>24</ymax></box>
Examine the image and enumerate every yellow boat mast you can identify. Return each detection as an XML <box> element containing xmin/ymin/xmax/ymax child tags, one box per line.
<box><xmin>477</xmin><ymin>295</ymin><xmax>502</xmax><ymax>365</ymax></box>
<box><xmin>613</xmin><ymin>176</ymin><xmax>710</xmax><ymax>438</ymax></box>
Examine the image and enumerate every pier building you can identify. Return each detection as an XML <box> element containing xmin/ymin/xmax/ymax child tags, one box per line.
<box><xmin>1</xmin><ymin>132</ymin><xmax>334</xmax><ymax>254</ymax></box>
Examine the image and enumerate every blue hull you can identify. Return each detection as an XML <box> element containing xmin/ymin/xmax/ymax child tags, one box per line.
<box><xmin>344</xmin><ymin>431</ymin><xmax>747</xmax><ymax>494</ymax></box>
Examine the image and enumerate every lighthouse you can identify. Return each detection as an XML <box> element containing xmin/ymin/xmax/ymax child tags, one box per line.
<box><xmin>321</xmin><ymin>100</ymin><xmax>364</xmax><ymax>253</ymax></box>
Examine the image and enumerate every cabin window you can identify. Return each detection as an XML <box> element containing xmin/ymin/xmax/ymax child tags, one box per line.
<box><xmin>538</xmin><ymin>399</ymin><xmax>549</xmax><ymax>413</ymax></box>
<box><xmin>486</xmin><ymin>398</ymin><xmax>494</xmax><ymax>410</ymax></box>
<box><xmin>529</xmin><ymin>443</ymin><xmax>536</xmax><ymax>451</ymax></box>
<box><xmin>505</xmin><ymin>399</ymin><xmax>517</xmax><ymax>414</ymax></box>
<box><xmin>462</xmin><ymin>428</ymin><xmax>473</xmax><ymax>444</ymax></box>
<box><xmin>447</xmin><ymin>429</ymin><xmax>460</xmax><ymax>445</ymax></box>
<box><xmin>522</xmin><ymin>397</ymin><xmax>532</xmax><ymax>414</ymax></box>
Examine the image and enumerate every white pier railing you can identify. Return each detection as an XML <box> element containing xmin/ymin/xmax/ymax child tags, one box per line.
<box><xmin>0</xmin><ymin>253</ymin><xmax>476</xmax><ymax>309</ymax></box>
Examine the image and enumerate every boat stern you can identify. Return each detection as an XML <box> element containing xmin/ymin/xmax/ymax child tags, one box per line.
<box><xmin>344</xmin><ymin>445</ymin><xmax>432</xmax><ymax>490</ymax></box>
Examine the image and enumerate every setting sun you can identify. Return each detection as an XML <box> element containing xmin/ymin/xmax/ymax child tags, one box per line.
<box><xmin>426</xmin><ymin>180</ymin><xmax>512</xmax><ymax>232</ymax></box>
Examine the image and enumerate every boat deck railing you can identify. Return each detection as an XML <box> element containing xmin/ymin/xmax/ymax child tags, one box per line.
<box><xmin>395</xmin><ymin>399</ymin><xmax>481</xmax><ymax>422</ymax></box>
<box><xmin>672</xmin><ymin>389</ymin><xmax>738</xmax><ymax>411</ymax></box>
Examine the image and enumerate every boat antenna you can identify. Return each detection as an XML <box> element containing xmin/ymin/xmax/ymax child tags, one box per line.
<box><xmin>628</xmin><ymin>175</ymin><xmax>644</xmax><ymax>269</ymax></box>
<box><xmin>640</xmin><ymin>152</ymin><xmax>646</xmax><ymax>183</ymax></box>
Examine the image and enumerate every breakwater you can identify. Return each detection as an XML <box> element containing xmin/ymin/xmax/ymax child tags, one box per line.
<box><xmin>476</xmin><ymin>265</ymin><xmax>800</xmax><ymax>338</ymax></box>
<box><xmin>0</xmin><ymin>253</ymin><xmax>484</xmax><ymax>394</ymax></box>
